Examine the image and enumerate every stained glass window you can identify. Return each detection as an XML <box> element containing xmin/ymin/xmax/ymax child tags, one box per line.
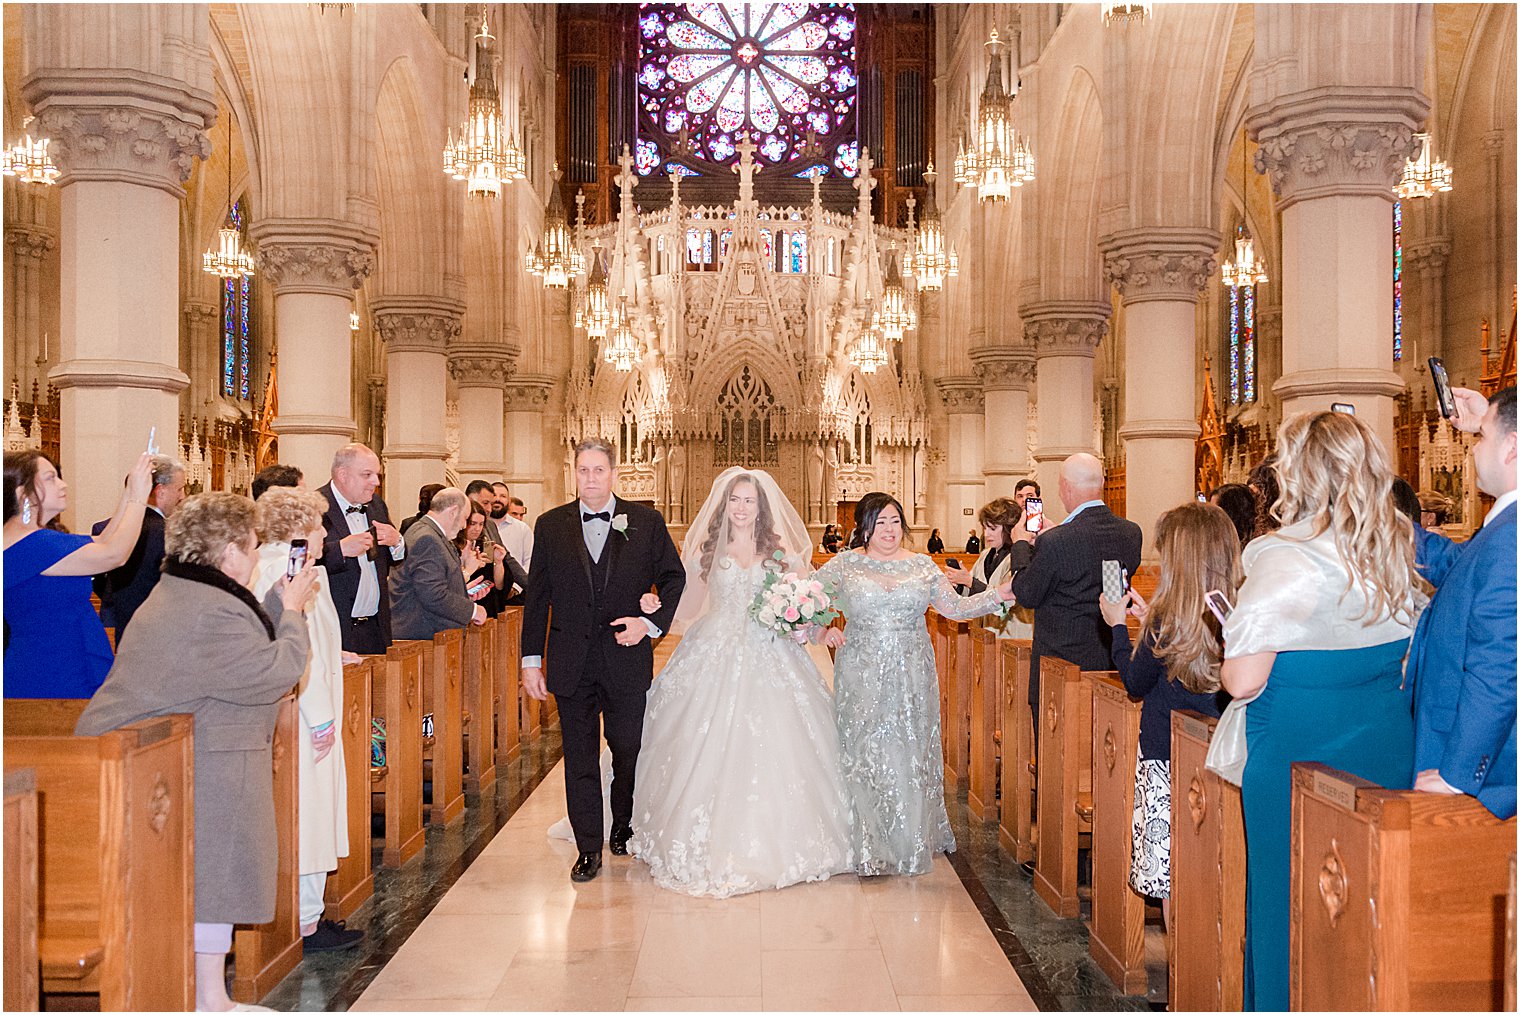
<box><xmin>1228</xmin><ymin>283</ymin><xmax>1256</xmax><ymax>406</ymax></box>
<box><xmin>1393</xmin><ymin>199</ymin><xmax>1403</xmax><ymax>362</ymax></box>
<box><xmin>789</xmin><ymin>230</ymin><xmax>806</xmax><ymax>273</ymax></box>
<box><xmin>221</xmin><ymin>199</ymin><xmax>252</xmax><ymax>400</ymax></box>
<box><xmin>638</xmin><ymin>3</ymin><xmax>858</xmax><ymax>178</ymax></box>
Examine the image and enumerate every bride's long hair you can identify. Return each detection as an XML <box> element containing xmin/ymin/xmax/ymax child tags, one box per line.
<box><xmin>697</xmin><ymin>472</ymin><xmax>784</xmax><ymax>580</ymax></box>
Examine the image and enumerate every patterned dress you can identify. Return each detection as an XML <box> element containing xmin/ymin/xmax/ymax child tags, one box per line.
<box><xmin>817</xmin><ymin>551</ymin><xmax>1007</xmax><ymax>876</ymax></box>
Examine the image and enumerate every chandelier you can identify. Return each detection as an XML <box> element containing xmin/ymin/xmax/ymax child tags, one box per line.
<box><xmin>603</xmin><ymin>294</ymin><xmax>638</xmax><ymax>372</ymax></box>
<box><xmin>203</xmin><ymin>118</ymin><xmax>255</xmax><ymax>279</ymax></box>
<box><xmin>312</xmin><ymin>3</ymin><xmax>353</xmax><ymax>12</ymax></box>
<box><xmin>1222</xmin><ymin>130</ymin><xmax>1268</xmax><ymax>288</ymax></box>
<box><xmin>443</xmin><ymin>14</ymin><xmax>525</xmax><ymax>199</ymax></box>
<box><xmin>850</xmin><ymin>326</ymin><xmax>889</xmax><ymax>375</ymax></box>
<box><xmin>525</xmin><ymin>165</ymin><xmax>583</xmax><ymax>288</ymax></box>
<box><xmin>1396</xmin><ymin>132</ymin><xmax>1453</xmax><ymax>200</ymax></box>
<box><xmin>3</xmin><ymin>117</ymin><xmax>58</xmax><ymax>186</ymax></box>
<box><xmin>879</xmin><ymin>248</ymin><xmax>916</xmax><ymax>342</ymax></box>
<box><xmin>909</xmin><ymin>162</ymin><xmax>958</xmax><ymax>290</ymax></box>
<box><xmin>952</xmin><ymin>28</ymin><xmax>1034</xmax><ymax>202</ymax></box>
<box><xmin>350</xmin><ymin>308</ymin><xmax>360</xmax><ymax>331</ymax></box>
<box><xmin>576</xmin><ymin>248</ymin><xmax>612</xmax><ymax>340</ymax></box>
<box><xmin>1101</xmin><ymin>1</ymin><xmax>1152</xmax><ymax>25</ymax></box>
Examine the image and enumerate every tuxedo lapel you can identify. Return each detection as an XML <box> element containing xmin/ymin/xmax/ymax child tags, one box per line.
<box><xmin>603</xmin><ymin>496</ymin><xmax>626</xmax><ymax>591</ymax></box>
<box><xmin>567</xmin><ymin>504</ymin><xmax>594</xmax><ymax>591</ymax></box>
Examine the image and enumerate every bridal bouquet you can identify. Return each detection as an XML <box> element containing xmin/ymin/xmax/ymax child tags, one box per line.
<box><xmin>751</xmin><ymin>551</ymin><xmax>841</xmax><ymax>640</ymax></box>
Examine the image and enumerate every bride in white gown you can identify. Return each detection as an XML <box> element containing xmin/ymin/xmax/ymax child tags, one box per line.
<box><xmin>623</xmin><ymin>467</ymin><xmax>853</xmax><ymax>898</ymax></box>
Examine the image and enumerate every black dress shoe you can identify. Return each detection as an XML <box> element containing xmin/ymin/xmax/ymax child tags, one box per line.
<box><xmin>609</xmin><ymin>825</ymin><xmax>633</xmax><ymax>856</ymax></box>
<box><xmin>571</xmin><ymin>851</ymin><xmax>602</xmax><ymax>882</ymax></box>
<box><xmin>302</xmin><ymin>918</ymin><xmax>364</xmax><ymax>952</ymax></box>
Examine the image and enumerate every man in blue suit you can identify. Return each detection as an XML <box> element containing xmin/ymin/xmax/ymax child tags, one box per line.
<box><xmin>1409</xmin><ymin>385</ymin><xmax>1517</xmax><ymax>819</ymax></box>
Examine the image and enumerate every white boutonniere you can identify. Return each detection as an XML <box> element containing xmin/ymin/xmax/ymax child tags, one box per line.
<box><xmin>611</xmin><ymin>513</ymin><xmax>631</xmax><ymax>539</ymax></box>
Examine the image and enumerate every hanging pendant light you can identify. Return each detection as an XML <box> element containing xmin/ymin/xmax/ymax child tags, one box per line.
<box><xmin>879</xmin><ymin>248</ymin><xmax>916</xmax><ymax>342</ymax></box>
<box><xmin>1101</xmin><ymin>1</ymin><xmax>1152</xmax><ymax>26</ymax></box>
<box><xmin>1222</xmin><ymin>130</ymin><xmax>1268</xmax><ymax>289</ymax></box>
<box><xmin>850</xmin><ymin>329</ymin><xmax>889</xmax><ymax>374</ymax></box>
<box><xmin>954</xmin><ymin>28</ymin><xmax>1034</xmax><ymax>203</ymax></box>
<box><xmin>603</xmin><ymin>293</ymin><xmax>637</xmax><ymax>372</ymax></box>
<box><xmin>1395</xmin><ymin>132</ymin><xmax>1453</xmax><ymax>200</ymax></box>
<box><xmin>911</xmin><ymin>162</ymin><xmax>958</xmax><ymax>290</ymax></box>
<box><xmin>443</xmin><ymin>12</ymin><xmax>524</xmax><ymax>199</ymax></box>
<box><xmin>525</xmin><ymin>164</ymin><xmax>583</xmax><ymax>288</ymax></box>
<box><xmin>3</xmin><ymin>116</ymin><xmax>59</xmax><ymax>186</ymax></box>
<box><xmin>581</xmin><ymin>247</ymin><xmax>611</xmax><ymax>340</ymax></box>
<box><xmin>203</xmin><ymin>118</ymin><xmax>255</xmax><ymax>279</ymax></box>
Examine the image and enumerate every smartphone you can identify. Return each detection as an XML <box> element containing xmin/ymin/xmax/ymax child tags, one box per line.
<box><xmin>286</xmin><ymin>538</ymin><xmax>308</xmax><ymax>578</ymax></box>
<box><xmin>1204</xmin><ymin>589</ymin><xmax>1234</xmax><ymax>625</ymax></box>
<box><xmin>1331</xmin><ymin>402</ymin><xmax>1356</xmax><ymax>415</ymax></box>
<box><xmin>1025</xmin><ymin>497</ymin><xmax>1044</xmax><ymax>535</ymax></box>
<box><xmin>466</xmin><ymin>576</ymin><xmax>494</xmax><ymax>600</ymax></box>
<box><xmin>1102</xmin><ymin>560</ymin><xmax>1126</xmax><ymax>604</ymax></box>
<box><xmin>366</xmin><ymin>521</ymin><xmax>379</xmax><ymax>562</ymax></box>
<box><xmin>1428</xmin><ymin>356</ymin><xmax>1456</xmax><ymax>420</ymax></box>
<box><xmin>1197</xmin><ymin>491</ymin><xmax>1208</xmax><ymax>503</ymax></box>
<box><xmin>944</xmin><ymin>558</ymin><xmax>962</xmax><ymax>570</ymax></box>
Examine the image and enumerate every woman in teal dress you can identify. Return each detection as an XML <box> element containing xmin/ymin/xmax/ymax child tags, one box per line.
<box><xmin>3</xmin><ymin>450</ymin><xmax>154</xmax><ymax>698</ymax></box>
<box><xmin>1222</xmin><ymin>412</ymin><xmax>1422</xmax><ymax>1011</ymax></box>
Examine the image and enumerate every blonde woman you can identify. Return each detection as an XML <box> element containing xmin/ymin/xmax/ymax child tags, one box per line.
<box><xmin>249</xmin><ymin>489</ymin><xmax>363</xmax><ymax>953</ymax></box>
<box><xmin>1220</xmin><ymin>412</ymin><xmax>1422</xmax><ymax>1012</ymax></box>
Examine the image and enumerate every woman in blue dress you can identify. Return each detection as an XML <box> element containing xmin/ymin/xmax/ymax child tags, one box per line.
<box><xmin>4</xmin><ymin>450</ymin><xmax>155</xmax><ymax>698</ymax></box>
<box><xmin>1221</xmin><ymin>412</ymin><xmax>1422</xmax><ymax>1011</ymax></box>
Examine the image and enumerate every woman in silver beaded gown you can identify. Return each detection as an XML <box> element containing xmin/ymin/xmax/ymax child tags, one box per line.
<box><xmin>817</xmin><ymin>492</ymin><xmax>1014</xmax><ymax>876</ymax></box>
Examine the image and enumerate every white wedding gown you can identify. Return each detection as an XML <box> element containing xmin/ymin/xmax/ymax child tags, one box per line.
<box><xmin>624</xmin><ymin>556</ymin><xmax>854</xmax><ymax>898</ymax></box>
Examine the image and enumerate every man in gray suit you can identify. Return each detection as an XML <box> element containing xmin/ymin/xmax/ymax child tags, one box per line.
<box><xmin>390</xmin><ymin>487</ymin><xmax>486</xmax><ymax>640</ymax></box>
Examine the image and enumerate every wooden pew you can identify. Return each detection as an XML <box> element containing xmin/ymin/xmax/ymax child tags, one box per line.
<box><xmin>1033</xmin><ymin>657</ymin><xmax>1095</xmax><ymax>919</ymax></box>
<box><xmin>930</xmin><ymin>614</ymin><xmax>951</xmax><ymax>775</ymax></box>
<box><xmin>462</xmin><ymin>620</ymin><xmax>497</xmax><ymax>792</ymax></box>
<box><xmin>1508</xmin><ymin>855</ymin><xmax>1516</xmax><ymax>1014</ymax></box>
<box><xmin>3</xmin><ymin>698</ymin><xmax>90</xmax><ymax>737</ymax></box>
<box><xmin>231</xmin><ymin>695</ymin><xmax>301</xmax><ymax>1004</ymax></box>
<box><xmin>324</xmin><ymin>656</ymin><xmax>378</xmax><ymax>923</ymax></box>
<box><xmin>1291</xmin><ymin>762</ymin><xmax>1517</xmax><ymax>1011</ymax></box>
<box><xmin>373</xmin><ymin>641</ymin><xmax>426</xmax><ymax>868</ymax></box>
<box><xmin>1168</xmin><ymin>711</ymin><xmax>1245</xmax><ymax>1012</ymax></box>
<box><xmin>1086</xmin><ymin>674</ymin><xmax>1146</xmax><ymax>994</ymax></box>
<box><xmin>494</xmin><ymin>608</ymin><xmax>523</xmax><ymax>766</ymax></box>
<box><xmin>5</xmin><ymin>715</ymin><xmax>195</xmax><ymax>1011</ymax></box>
<box><xmin>967</xmin><ymin>627</ymin><xmax>1000</xmax><ymax>821</ymax></box>
<box><xmin>931</xmin><ymin>615</ymin><xmax>972</xmax><ymax>790</ymax></box>
<box><xmin>997</xmin><ymin>639</ymin><xmax>1036</xmax><ymax>863</ymax></box>
<box><xmin>5</xmin><ymin>768</ymin><xmax>40</xmax><ymax>1012</ymax></box>
<box><xmin>414</xmin><ymin>629</ymin><xmax>465</xmax><ymax>826</ymax></box>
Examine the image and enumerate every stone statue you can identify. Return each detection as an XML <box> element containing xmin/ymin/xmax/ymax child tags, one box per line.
<box><xmin>823</xmin><ymin>442</ymin><xmax>840</xmax><ymax>510</ymax></box>
<box><xmin>807</xmin><ymin>442</ymin><xmax>825</xmax><ymax>524</ymax></box>
<box><xmin>667</xmin><ymin>443</ymin><xmax>687</xmax><ymax>523</ymax></box>
<box><xmin>914</xmin><ymin>444</ymin><xmax>927</xmax><ymax>507</ymax></box>
<box><xmin>651</xmin><ymin>443</ymin><xmax>668</xmax><ymax>511</ymax></box>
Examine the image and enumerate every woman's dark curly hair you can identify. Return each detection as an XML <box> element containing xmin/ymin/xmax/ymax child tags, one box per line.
<box><xmin>1247</xmin><ymin>454</ymin><xmax>1281</xmax><ymax>538</ymax></box>
<box><xmin>698</xmin><ymin>473</ymin><xmax>784</xmax><ymax>579</ymax></box>
<box><xmin>850</xmin><ymin>491</ymin><xmax>910</xmax><ymax>550</ymax></box>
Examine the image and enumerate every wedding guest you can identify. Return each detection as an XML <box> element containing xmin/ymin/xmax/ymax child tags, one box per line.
<box><xmin>317</xmin><ymin>444</ymin><xmax>405</xmax><ymax>655</ymax></box>
<box><xmin>1208</xmin><ymin>483</ymin><xmax>1258</xmax><ymax>548</ymax></box>
<box><xmin>4</xmin><ymin>450</ymin><xmax>154</xmax><ymax>698</ymax></box>
<box><xmin>964</xmin><ymin>529</ymin><xmax>982</xmax><ymax>554</ymax></box>
<box><xmin>1012</xmin><ymin>478</ymin><xmax>1042</xmax><ymax>541</ymax></box>
<box><xmin>948</xmin><ymin>497</ymin><xmax>1036</xmax><ymax>638</ymax></box>
<box><xmin>465</xmin><ymin>480</ymin><xmax>503</xmax><ymax>545</ymax></box>
<box><xmin>1408</xmin><ymin>386</ymin><xmax>1516</xmax><ymax>819</ymax></box>
<box><xmin>1221</xmin><ymin>411</ymin><xmax>1421</xmax><ymax>1012</ymax></box>
<box><xmin>400</xmin><ymin>483</ymin><xmax>444</xmax><ymax>535</ymax></box>
<box><xmin>251</xmin><ymin>463</ymin><xmax>304</xmax><ymax>501</ymax></box>
<box><xmin>248</xmin><ymin>488</ymin><xmax>363</xmax><ymax>952</ymax></box>
<box><xmin>926</xmin><ymin>527</ymin><xmax>944</xmax><ymax>553</ymax></box>
<box><xmin>508</xmin><ymin>496</ymin><xmax>528</xmax><ymax>522</ymax></box>
<box><xmin>1417</xmin><ymin>489</ymin><xmax>1452</xmax><ymax>530</ymax></box>
<box><xmin>1391</xmin><ymin>475</ymin><xmax>1421</xmax><ymax>523</ymax></box>
<box><xmin>822</xmin><ymin>524</ymin><xmax>843</xmax><ymax>553</ymax></box>
<box><xmin>455</xmin><ymin>504</ymin><xmax>527</xmax><ymax>617</ymax></box>
<box><xmin>817</xmin><ymin>492</ymin><xmax>1014</xmax><ymax>876</ymax></box>
<box><xmin>75</xmin><ymin>492</ymin><xmax>316</xmax><ymax>1013</ymax></box>
<box><xmin>490</xmin><ymin>481</ymin><xmax>535</xmax><ymax>579</ymax></box>
<box><xmin>1099</xmin><ymin>502</ymin><xmax>1235</xmax><ymax>926</ymax></box>
<box><xmin>1246</xmin><ymin>455</ymin><xmax>1281</xmax><ymax>538</ymax></box>
<box><xmin>91</xmin><ymin>454</ymin><xmax>186</xmax><ymax>637</ymax></box>
<box><xmin>391</xmin><ymin>487</ymin><xmax>485</xmax><ymax>639</ymax></box>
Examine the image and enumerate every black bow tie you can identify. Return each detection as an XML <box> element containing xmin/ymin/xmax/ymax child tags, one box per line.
<box><xmin>582</xmin><ymin>511</ymin><xmax>610</xmax><ymax>523</ymax></box>
<box><xmin>345</xmin><ymin>505</ymin><xmax>367</xmax><ymax>515</ymax></box>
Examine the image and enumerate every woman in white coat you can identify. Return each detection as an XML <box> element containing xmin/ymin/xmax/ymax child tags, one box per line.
<box><xmin>250</xmin><ymin>488</ymin><xmax>363</xmax><ymax>952</ymax></box>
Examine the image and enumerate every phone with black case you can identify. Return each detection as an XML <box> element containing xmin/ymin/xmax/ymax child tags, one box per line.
<box><xmin>1428</xmin><ymin>356</ymin><xmax>1457</xmax><ymax>420</ymax></box>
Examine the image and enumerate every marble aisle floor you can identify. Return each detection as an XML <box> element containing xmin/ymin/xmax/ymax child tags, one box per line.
<box><xmin>347</xmin><ymin>760</ymin><xmax>1040</xmax><ymax>1013</ymax></box>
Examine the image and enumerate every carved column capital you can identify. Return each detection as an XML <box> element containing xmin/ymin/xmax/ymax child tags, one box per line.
<box><xmin>936</xmin><ymin>375</ymin><xmax>985</xmax><ymax>414</ymax></box>
<box><xmin>1021</xmin><ymin>300</ymin><xmax>1110</xmax><ymax>359</ymax></box>
<box><xmin>504</xmin><ymin>372</ymin><xmax>554</xmax><ymax>411</ymax></box>
<box><xmin>1246</xmin><ymin>88</ymin><xmax>1427</xmax><ymax>210</ymax></box>
<box><xmin>182</xmin><ymin>300</ymin><xmax>218</xmax><ymax>324</ymax></box>
<box><xmin>32</xmin><ymin>102</ymin><xmax>211</xmax><ymax>197</ymax></box>
<box><xmin>447</xmin><ymin>344</ymin><xmax>519</xmax><ymax>389</ymax></box>
<box><xmin>4</xmin><ymin>227</ymin><xmax>57</xmax><ymax>259</ymax></box>
<box><xmin>1404</xmin><ymin>238</ymin><xmax>1452</xmax><ymax>276</ymax></box>
<box><xmin>372</xmin><ymin>297</ymin><xmax>465</xmax><ymax>355</ymax></box>
<box><xmin>1100</xmin><ymin>228</ymin><xmax>1221</xmax><ymax>304</ymax></box>
<box><xmin>968</xmin><ymin>346</ymin><xmax>1037</xmax><ymax>392</ymax></box>
<box><xmin>249</xmin><ymin>218</ymin><xmax>378</xmax><ymax>297</ymax></box>
<box><xmin>1254</xmin><ymin>305</ymin><xmax>1283</xmax><ymax>346</ymax></box>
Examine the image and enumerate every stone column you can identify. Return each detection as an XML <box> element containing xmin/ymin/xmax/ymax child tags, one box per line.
<box><xmin>373</xmin><ymin>298</ymin><xmax>462</xmax><ymax>509</ymax></box>
<box><xmin>252</xmin><ymin>220</ymin><xmax>376</xmax><ymax>485</ymax></box>
<box><xmin>1249</xmin><ymin>93</ymin><xmax>1427</xmax><ymax>449</ymax></box>
<box><xmin>448</xmin><ymin>344</ymin><xmax>516</xmax><ymax>487</ymax></box>
<box><xmin>6</xmin><ymin>226</ymin><xmax>56</xmax><ymax>393</ymax></box>
<box><xmin>1405</xmin><ymin>238</ymin><xmax>1450</xmax><ymax>365</ymax></box>
<box><xmin>1022</xmin><ymin>302</ymin><xmax>1109</xmax><ymax>522</ymax></box>
<box><xmin>503</xmin><ymin>374</ymin><xmax>554</xmax><ymax>516</ymax></box>
<box><xmin>937</xmin><ymin>376</ymin><xmax>985</xmax><ymax>538</ymax></box>
<box><xmin>970</xmin><ymin>346</ymin><xmax>1037</xmax><ymax>500</ymax></box>
<box><xmin>22</xmin><ymin>50</ymin><xmax>213</xmax><ymax>525</ymax></box>
<box><xmin>181</xmin><ymin>299</ymin><xmax>219</xmax><ymax>415</ymax></box>
<box><xmin>1103</xmin><ymin>229</ymin><xmax>1218</xmax><ymax>548</ymax></box>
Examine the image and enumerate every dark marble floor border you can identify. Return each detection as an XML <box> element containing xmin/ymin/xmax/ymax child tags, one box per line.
<box><xmin>945</xmin><ymin>845</ymin><xmax>1063</xmax><ymax>1011</ymax></box>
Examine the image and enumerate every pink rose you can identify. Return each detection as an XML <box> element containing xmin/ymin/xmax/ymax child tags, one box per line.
<box><xmin>784</xmin><ymin>607</ymin><xmax>800</xmax><ymax>622</ymax></box>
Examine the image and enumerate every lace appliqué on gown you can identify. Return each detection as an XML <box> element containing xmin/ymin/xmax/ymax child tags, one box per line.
<box><xmin>818</xmin><ymin>552</ymin><xmax>1007</xmax><ymax>877</ymax></box>
<box><xmin>628</xmin><ymin>558</ymin><xmax>854</xmax><ymax>898</ymax></box>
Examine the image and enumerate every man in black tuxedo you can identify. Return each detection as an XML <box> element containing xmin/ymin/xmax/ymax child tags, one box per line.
<box><xmin>316</xmin><ymin>443</ymin><xmax>406</xmax><ymax>655</ymax></box>
<box><xmin>520</xmin><ymin>437</ymin><xmax>685</xmax><ymax>882</ymax></box>
<box><xmin>91</xmin><ymin>455</ymin><xmax>186</xmax><ymax>637</ymax></box>
<box><xmin>1011</xmin><ymin>453</ymin><xmax>1142</xmax><ymax>711</ymax></box>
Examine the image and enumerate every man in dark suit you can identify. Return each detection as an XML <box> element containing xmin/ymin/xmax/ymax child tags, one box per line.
<box><xmin>390</xmin><ymin>487</ymin><xmax>485</xmax><ymax>640</ymax></box>
<box><xmin>1011</xmin><ymin>453</ymin><xmax>1142</xmax><ymax>711</ymax></box>
<box><xmin>316</xmin><ymin>443</ymin><xmax>405</xmax><ymax>655</ymax></box>
<box><xmin>465</xmin><ymin>480</ymin><xmax>503</xmax><ymax>545</ymax></box>
<box><xmin>91</xmin><ymin>455</ymin><xmax>186</xmax><ymax>637</ymax></box>
<box><xmin>520</xmin><ymin>437</ymin><xmax>686</xmax><ymax>882</ymax></box>
<box><xmin>1410</xmin><ymin>385</ymin><xmax>1517</xmax><ymax>819</ymax></box>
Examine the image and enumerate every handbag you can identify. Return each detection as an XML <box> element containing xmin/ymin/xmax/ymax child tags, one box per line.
<box><xmin>1204</xmin><ymin>687</ymin><xmax>1262</xmax><ymax>787</ymax></box>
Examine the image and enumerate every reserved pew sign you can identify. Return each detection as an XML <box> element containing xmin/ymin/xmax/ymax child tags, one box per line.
<box><xmin>1310</xmin><ymin>768</ymin><xmax>1358</xmax><ymax>810</ymax></box>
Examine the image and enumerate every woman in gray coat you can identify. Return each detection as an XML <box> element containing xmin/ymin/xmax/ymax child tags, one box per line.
<box><xmin>76</xmin><ymin>492</ymin><xmax>316</xmax><ymax>1013</ymax></box>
